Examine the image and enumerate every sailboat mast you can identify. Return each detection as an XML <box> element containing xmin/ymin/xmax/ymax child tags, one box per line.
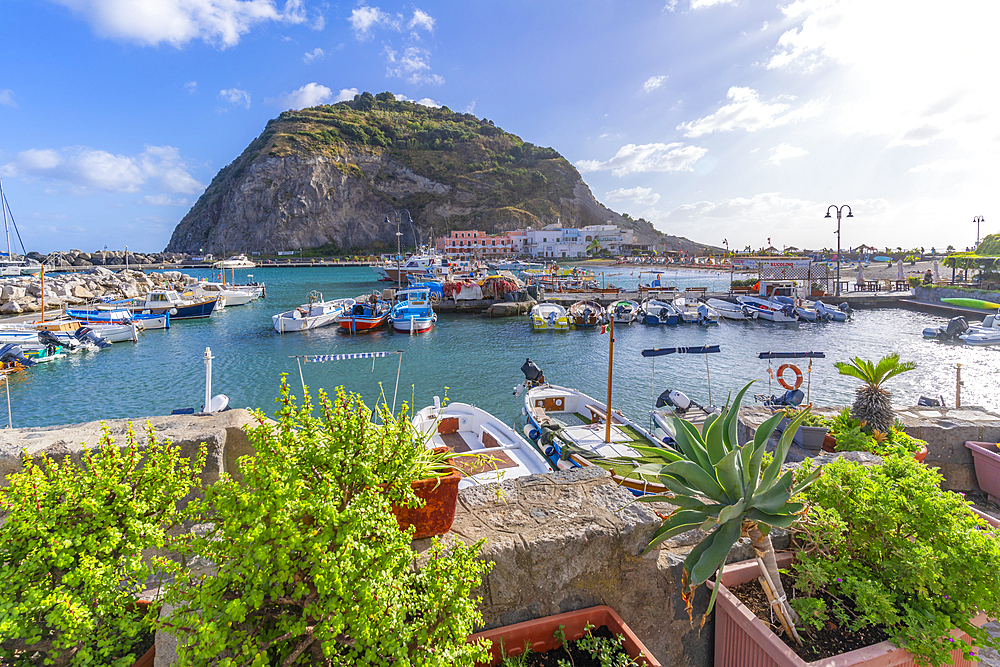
<box><xmin>604</xmin><ymin>316</ymin><xmax>615</xmax><ymax>444</ymax></box>
<box><xmin>0</xmin><ymin>180</ymin><xmax>10</xmax><ymax>261</ymax></box>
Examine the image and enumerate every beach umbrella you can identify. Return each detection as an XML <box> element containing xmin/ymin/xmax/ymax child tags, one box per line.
<box><xmin>933</xmin><ymin>260</ymin><xmax>940</xmax><ymax>282</ymax></box>
<box><xmin>896</xmin><ymin>260</ymin><xmax>904</xmax><ymax>281</ymax></box>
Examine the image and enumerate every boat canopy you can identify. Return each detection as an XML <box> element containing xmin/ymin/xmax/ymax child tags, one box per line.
<box><xmin>757</xmin><ymin>351</ymin><xmax>826</xmax><ymax>359</ymax></box>
<box><xmin>641</xmin><ymin>345</ymin><xmax>721</xmax><ymax>357</ymax></box>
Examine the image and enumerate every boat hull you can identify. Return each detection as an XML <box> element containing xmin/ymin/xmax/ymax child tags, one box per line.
<box><xmin>339</xmin><ymin>314</ymin><xmax>389</xmax><ymax>331</ymax></box>
<box><xmin>391</xmin><ymin>316</ymin><xmax>434</xmax><ymax>333</ymax></box>
<box><xmin>273</xmin><ymin>311</ymin><xmax>341</xmax><ymax>332</ymax></box>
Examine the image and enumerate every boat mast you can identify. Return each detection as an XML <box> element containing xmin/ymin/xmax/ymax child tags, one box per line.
<box><xmin>604</xmin><ymin>316</ymin><xmax>615</xmax><ymax>444</ymax></box>
<box><xmin>0</xmin><ymin>180</ymin><xmax>10</xmax><ymax>261</ymax></box>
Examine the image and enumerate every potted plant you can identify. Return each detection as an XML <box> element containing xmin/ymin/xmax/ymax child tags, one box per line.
<box><xmin>777</xmin><ymin>409</ymin><xmax>829</xmax><ymax>453</ymax></box>
<box><xmin>157</xmin><ymin>379</ymin><xmax>492</xmax><ymax>666</ymax></box>
<box><xmin>965</xmin><ymin>440</ymin><xmax>1000</xmax><ymax>503</ymax></box>
<box><xmin>708</xmin><ymin>455</ymin><xmax>1000</xmax><ymax>667</ymax></box>
<box><xmin>824</xmin><ymin>408</ymin><xmax>927</xmax><ymax>461</ymax></box>
<box><xmin>468</xmin><ymin>606</ymin><xmax>661</xmax><ymax>666</ymax></box>
<box><xmin>834</xmin><ymin>353</ymin><xmax>916</xmax><ymax>434</ymax></box>
<box><xmin>810</xmin><ymin>282</ymin><xmax>826</xmax><ymax>297</ymax></box>
<box><xmin>0</xmin><ymin>423</ymin><xmax>206</xmax><ymax>667</ymax></box>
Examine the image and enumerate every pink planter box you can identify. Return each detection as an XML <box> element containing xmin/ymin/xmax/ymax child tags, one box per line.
<box><xmin>709</xmin><ymin>552</ymin><xmax>987</xmax><ymax>667</ymax></box>
<box><xmin>966</xmin><ymin>441</ymin><xmax>1000</xmax><ymax>503</ymax></box>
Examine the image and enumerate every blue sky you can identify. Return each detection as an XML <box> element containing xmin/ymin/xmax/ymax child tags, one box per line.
<box><xmin>2</xmin><ymin>0</ymin><xmax>996</xmax><ymax>254</ymax></box>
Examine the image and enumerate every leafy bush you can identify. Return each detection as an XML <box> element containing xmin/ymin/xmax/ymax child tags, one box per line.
<box><xmin>825</xmin><ymin>407</ymin><xmax>925</xmax><ymax>458</ymax></box>
<box><xmin>0</xmin><ymin>424</ymin><xmax>206</xmax><ymax>666</ymax></box>
<box><xmin>158</xmin><ymin>379</ymin><xmax>491</xmax><ymax>666</ymax></box>
<box><xmin>792</xmin><ymin>456</ymin><xmax>1000</xmax><ymax>665</ymax></box>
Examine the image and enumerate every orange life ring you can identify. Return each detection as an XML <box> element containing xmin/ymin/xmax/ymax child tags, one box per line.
<box><xmin>776</xmin><ymin>364</ymin><xmax>803</xmax><ymax>391</ymax></box>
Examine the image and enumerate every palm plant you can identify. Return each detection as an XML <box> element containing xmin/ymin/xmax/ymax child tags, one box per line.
<box><xmin>834</xmin><ymin>353</ymin><xmax>916</xmax><ymax>434</ymax></box>
<box><xmin>624</xmin><ymin>382</ymin><xmax>820</xmax><ymax>634</ymax></box>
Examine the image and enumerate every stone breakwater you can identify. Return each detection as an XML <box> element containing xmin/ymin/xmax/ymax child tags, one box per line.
<box><xmin>24</xmin><ymin>249</ymin><xmax>185</xmax><ymax>268</ymax></box>
<box><xmin>0</xmin><ymin>268</ymin><xmax>199</xmax><ymax>315</ymax></box>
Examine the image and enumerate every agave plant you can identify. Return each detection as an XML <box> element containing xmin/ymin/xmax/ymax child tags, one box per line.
<box><xmin>834</xmin><ymin>353</ymin><xmax>916</xmax><ymax>434</ymax></box>
<box><xmin>624</xmin><ymin>382</ymin><xmax>820</xmax><ymax>631</ymax></box>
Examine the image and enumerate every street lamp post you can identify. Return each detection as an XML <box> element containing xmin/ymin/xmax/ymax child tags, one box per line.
<box><xmin>974</xmin><ymin>215</ymin><xmax>985</xmax><ymax>247</ymax></box>
<box><xmin>825</xmin><ymin>205</ymin><xmax>853</xmax><ymax>297</ymax></box>
<box><xmin>385</xmin><ymin>208</ymin><xmax>411</xmax><ymax>290</ymax></box>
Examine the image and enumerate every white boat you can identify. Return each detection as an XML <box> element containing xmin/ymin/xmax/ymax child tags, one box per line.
<box><xmin>520</xmin><ymin>381</ymin><xmax>676</xmax><ymax>496</ymax></box>
<box><xmin>184</xmin><ymin>281</ymin><xmax>256</xmax><ymax>307</ymax></box>
<box><xmin>640</xmin><ymin>299</ymin><xmax>679</xmax><ymax>325</ymax></box>
<box><xmin>214</xmin><ymin>254</ymin><xmax>255</xmax><ymax>269</ymax></box>
<box><xmin>272</xmin><ymin>292</ymin><xmax>355</xmax><ymax>332</ymax></box>
<box><xmin>606</xmin><ymin>299</ymin><xmax>639</xmax><ymax>324</ymax></box>
<box><xmin>736</xmin><ymin>295</ymin><xmax>798</xmax><ymax>322</ymax></box>
<box><xmin>706</xmin><ymin>298</ymin><xmax>757</xmax><ymax>321</ymax></box>
<box><xmin>673</xmin><ymin>296</ymin><xmax>719</xmax><ymax>324</ymax></box>
<box><xmin>650</xmin><ymin>389</ymin><xmax>721</xmax><ymax>443</ymax></box>
<box><xmin>374</xmin><ymin>253</ymin><xmax>448</xmax><ymax>283</ymax></box>
<box><xmin>773</xmin><ymin>296</ymin><xmax>818</xmax><ymax>322</ymax></box>
<box><xmin>529</xmin><ymin>302</ymin><xmax>570</xmax><ymax>331</ymax></box>
<box><xmin>389</xmin><ymin>287</ymin><xmax>437</xmax><ymax>334</ymax></box>
<box><xmin>959</xmin><ymin>310</ymin><xmax>1000</xmax><ymax>346</ymax></box>
<box><xmin>119</xmin><ymin>290</ymin><xmax>218</xmax><ymax>320</ymax></box>
<box><xmin>412</xmin><ymin>400</ymin><xmax>554</xmax><ymax>488</ymax></box>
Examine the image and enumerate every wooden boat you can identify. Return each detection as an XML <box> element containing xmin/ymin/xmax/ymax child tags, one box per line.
<box><xmin>530</xmin><ymin>302</ymin><xmax>570</xmax><ymax>331</ymax></box>
<box><xmin>338</xmin><ymin>296</ymin><xmax>391</xmax><ymax>332</ymax></box>
<box><xmin>568</xmin><ymin>300</ymin><xmax>605</xmax><ymax>327</ymax></box>
<box><xmin>521</xmin><ymin>382</ymin><xmax>676</xmax><ymax>496</ymax></box>
<box><xmin>389</xmin><ymin>287</ymin><xmax>436</xmax><ymax>334</ymax></box>
<box><xmin>412</xmin><ymin>400</ymin><xmax>554</xmax><ymax>488</ymax></box>
<box><xmin>272</xmin><ymin>292</ymin><xmax>355</xmax><ymax>332</ymax></box>
<box><xmin>606</xmin><ymin>299</ymin><xmax>639</xmax><ymax>324</ymax></box>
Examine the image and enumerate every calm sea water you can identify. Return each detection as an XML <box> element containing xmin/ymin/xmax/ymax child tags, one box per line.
<box><xmin>4</xmin><ymin>265</ymin><xmax>998</xmax><ymax>432</ymax></box>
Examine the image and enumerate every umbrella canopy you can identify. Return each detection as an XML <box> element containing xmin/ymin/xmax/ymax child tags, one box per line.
<box><xmin>856</xmin><ymin>264</ymin><xmax>865</xmax><ymax>285</ymax></box>
<box><xmin>896</xmin><ymin>260</ymin><xmax>904</xmax><ymax>280</ymax></box>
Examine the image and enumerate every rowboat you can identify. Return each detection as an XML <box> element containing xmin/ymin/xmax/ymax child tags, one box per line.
<box><xmin>412</xmin><ymin>400</ymin><xmax>554</xmax><ymax>488</ymax></box>
<box><xmin>568</xmin><ymin>300</ymin><xmax>605</xmax><ymax>327</ymax></box>
<box><xmin>272</xmin><ymin>292</ymin><xmax>355</xmax><ymax>332</ymax></box>
<box><xmin>338</xmin><ymin>296</ymin><xmax>391</xmax><ymax>332</ymax></box>
<box><xmin>529</xmin><ymin>302</ymin><xmax>570</xmax><ymax>331</ymax></box>
<box><xmin>389</xmin><ymin>287</ymin><xmax>437</xmax><ymax>334</ymax></box>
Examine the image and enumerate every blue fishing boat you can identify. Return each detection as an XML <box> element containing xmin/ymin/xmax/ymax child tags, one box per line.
<box><xmin>389</xmin><ymin>287</ymin><xmax>437</xmax><ymax>334</ymax></box>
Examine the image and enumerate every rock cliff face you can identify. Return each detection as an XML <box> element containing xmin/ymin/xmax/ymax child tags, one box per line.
<box><xmin>165</xmin><ymin>94</ymin><xmax>707</xmax><ymax>255</ymax></box>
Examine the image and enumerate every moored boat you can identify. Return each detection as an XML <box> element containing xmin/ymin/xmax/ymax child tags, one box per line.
<box><xmin>272</xmin><ymin>292</ymin><xmax>355</xmax><ymax>333</ymax></box>
<box><xmin>736</xmin><ymin>295</ymin><xmax>798</xmax><ymax>322</ymax></box>
<box><xmin>639</xmin><ymin>299</ymin><xmax>679</xmax><ymax>325</ymax></box>
<box><xmin>117</xmin><ymin>290</ymin><xmax>218</xmax><ymax>320</ymax></box>
<box><xmin>338</xmin><ymin>296</ymin><xmax>391</xmax><ymax>332</ymax></box>
<box><xmin>183</xmin><ymin>280</ymin><xmax>257</xmax><ymax>307</ymax></box>
<box><xmin>530</xmin><ymin>302</ymin><xmax>570</xmax><ymax>331</ymax></box>
<box><xmin>706</xmin><ymin>298</ymin><xmax>757</xmax><ymax>321</ymax></box>
<box><xmin>389</xmin><ymin>287</ymin><xmax>437</xmax><ymax>334</ymax></box>
<box><xmin>606</xmin><ymin>299</ymin><xmax>639</xmax><ymax>324</ymax></box>
<box><xmin>959</xmin><ymin>309</ymin><xmax>1000</xmax><ymax>346</ymax></box>
<box><xmin>412</xmin><ymin>399</ymin><xmax>554</xmax><ymax>488</ymax></box>
<box><xmin>214</xmin><ymin>254</ymin><xmax>255</xmax><ymax>269</ymax></box>
<box><xmin>568</xmin><ymin>300</ymin><xmax>605</xmax><ymax>327</ymax></box>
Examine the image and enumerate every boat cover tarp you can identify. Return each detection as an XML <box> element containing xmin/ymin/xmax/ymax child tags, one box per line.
<box><xmin>302</xmin><ymin>351</ymin><xmax>401</xmax><ymax>362</ymax></box>
<box><xmin>641</xmin><ymin>345</ymin><xmax>721</xmax><ymax>357</ymax></box>
<box><xmin>757</xmin><ymin>351</ymin><xmax>826</xmax><ymax>359</ymax></box>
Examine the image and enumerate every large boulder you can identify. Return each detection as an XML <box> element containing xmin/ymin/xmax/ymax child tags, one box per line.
<box><xmin>0</xmin><ymin>300</ymin><xmax>22</xmax><ymax>314</ymax></box>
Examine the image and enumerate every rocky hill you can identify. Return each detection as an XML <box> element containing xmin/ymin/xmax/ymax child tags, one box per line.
<box><xmin>165</xmin><ymin>92</ymin><xmax>710</xmax><ymax>255</ymax></box>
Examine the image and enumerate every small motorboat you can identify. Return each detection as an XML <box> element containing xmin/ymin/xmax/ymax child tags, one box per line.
<box><xmin>736</xmin><ymin>295</ymin><xmax>798</xmax><ymax>322</ymax></box>
<box><xmin>773</xmin><ymin>296</ymin><xmax>818</xmax><ymax>322</ymax></box>
<box><xmin>389</xmin><ymin>287</ymin><xmax>437</xmax><ymax>334</ymax></box>
<box><xmin>606</xmin><ymin>299</ymin><xmax>639</xmax><ymax>324</ymax></box>
<box><xmin>639</xmin><ymin>299</ymin><xmax>678</xmax><ymax>325</ymax></box>
<box><xmin>530</xmin><ymin>302</ymin><xmax>570</xmax><ymax>331</ymax></box>
<box><xmin>272</xmin><ymin>292</ymin><xmax>356</xmax><ymax>333</ymax></box>
<box><xmin>568</xmin><ymin>300</ymin><xmax>605</xmax><ymax>327</ymax></box>
<box><xmin>649</xmin><ymin>389</ymin><xmax>721</xmax><ymax>444</ymax></box>
<box><xmin>706</xmin><ymin>298</ymin><xmax>757</xmax><ymax>321</ymax></box>
<box><xmin>814</xmin><ymin>301</ymin><xmax>850</xmax><ymax>322</ymax></box>
<box><xmin>121</xmin><ymin>290</ymin><xmax>218</xmax><ymax>320</ymax></box>
<box><xmin>412</xmin><ymin>399</ymin><xmax>554</xmax><ymax>488</ymax></box>
<box><xmin>959</xmin><ymin>309</ymin><xmax>1000</xmax><ymax>346</ymax></box>
<box><xmin>338</xmin><ymin>295</ymin><xmax>391</xmax><ymax>332</ymax></box>
<box><xmin>673</xmin><ymin>297</ymin><xmax>719</xmax><ymax>324</ymax></box>
<box><xmin>183</xmin><ymin>280</ymin><xmax>257</xmax><ymax>307</ymax></box>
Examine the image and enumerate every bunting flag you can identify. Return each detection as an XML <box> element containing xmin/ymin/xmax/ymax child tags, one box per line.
<box><xmin>298</xmin><ymin>351</ymin><xmax>399</xmax><ymax>362</ymax></box>
<box><xmin>599</xmin><ymin>324</ymin><xmax>607</xmax><ymax>334</ymax></box>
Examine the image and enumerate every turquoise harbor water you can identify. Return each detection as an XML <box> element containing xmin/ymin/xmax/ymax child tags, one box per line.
<box><xmin>4</xmin><ymin>265</ymin><xmax>999</xmax><ymax>431</ymax></box>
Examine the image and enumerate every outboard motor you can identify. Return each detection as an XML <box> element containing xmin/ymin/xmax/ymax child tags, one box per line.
<box><xmin>655</xmin><ymin>389</ymin><xmax>692</xmax><ymax>414</ymax></box>
<box><xmin>755</xmin><ymin>388</ymin><xmax>805</xmax><ymax>407</ymax></box>
<box><xmin>922</xmin><ymin>316</ymin><xmax>968</xmax><ymax>341</ymax></box>
<box><xmin>918</xmin><ymin>395</ymin><xmax>946</xmax><ymax>407</ymax></box>
<box><xmin>74</xmin><ymin>326</ymin><xmax>112</xmax><ymax>349</ymax></box>
<box><xmin>514</xmin><ymin>358</ymin><xmax>545</xmax><ymax>396</ymax></box>
<box><xmin>838</xmin><ymin>302</ymin><xmax>852</xmax><ymax>315</ymax></box>
<box><xmin>37</xmin><ymin>330</ymin><xmax>68</xmax><ymax>351</ymax></box>
<box><xmin>658</xmin><ymin>307</ymin><xmax>669</xmax><ymax>323</ymax></box>
<box><xmin>0</xmin><ymin>343</ymin><xmax>36</xmax><ymax>368</ymax></box>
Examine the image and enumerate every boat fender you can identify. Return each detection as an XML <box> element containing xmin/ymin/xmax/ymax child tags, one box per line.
<box><xmin>776</xmin><ymin>364</ymin><xmax>803</xmax><ymax>391</ymax></box>
<box><xmin>555</xmin><ymin>459</ymin><xmax>574</xmax><ymax>471</ymax></box>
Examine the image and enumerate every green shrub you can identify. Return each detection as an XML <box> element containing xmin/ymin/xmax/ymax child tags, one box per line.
<box><xmin>0</xmin><ymin>424</ymin><xmax>206</xmax><ymax>666</ymax></box>
<box><xmin>158</xmin><ymin>379</ymin><xmax>491</xmax><ymax>666</ymax></box>
<box><xmin>792</xmin><ymin>456</ymin><xmax>1000</xmax><ymax>665</ymax></box>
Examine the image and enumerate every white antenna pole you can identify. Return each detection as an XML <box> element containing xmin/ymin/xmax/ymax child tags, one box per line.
<box><xmin>204</xmin><ymin>347</ymin><xmax>214</xmax><ymax>413</ymax></box>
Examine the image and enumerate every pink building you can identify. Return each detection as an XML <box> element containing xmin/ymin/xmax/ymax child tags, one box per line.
<box><xmin>435</xmin><ymin>230</ymin><xmax>514</xmax><ymax>258</ymax></box>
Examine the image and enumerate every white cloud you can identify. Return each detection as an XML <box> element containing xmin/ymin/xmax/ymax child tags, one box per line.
<box><xmin>333</xmin><ymin>87</ymin><xmax>359</xmax><ymax>103</ymax></box>
<box><xmin>643</xmin><ymin>76</ymin><xmax>666</xmax><ymax>93</ymax></box>
<box><xmin>385</xmin><ymin>46</ymin><xmax>444</xmax><ymax>85</ymax></box>
<box><xmin>3</xmin><ymin>145</ymin><xmax>203</xmax><ymax>195</ymax></box>
<box><xmin>184</xmin><ymin>81</ymin><xmax>197</xmax><ymax>94</ymax></box>
<box><xmin>408</xmin><ymin>8</ymin><xmax>434</xmax><ymax>33</ymax></box>
<box><xmin>395</xmin><ymin>94</ymin><xmax>441</xmax><ymax>108</ymax></box>
<box><xmin>766</xmin><ymin>143</ymin><xmax>808</xmax><ymax>165</ymax></box>
<box><xmin>690</xmin><ymin>0</ymin><xmax>736</xmax><ymax>7</ymax></box>
<box><xmin>908</xmin><ymin>158</ymin><xmax>972</xmax><ymax>174</ymax></box>
<box><xmin>677</xmin><ymin>87</ymin><xmax>822</xmax><ymax>137</ymax></box>
<box><xmin>271</xmin><ymin>82</ymin><xmax>333</xmax><ymax>109</ymax></box>
<box><xmin>49</xmin><ymin>0</ymin><xmax>306</xmax><ymax>48</ymax></box>
<box><xmin>576</xmin><ymin>142</ymin><xmax>707</xmax><ymax>176</ymax></box>
<box><xmin>348</xmin><ymin>5</ymin><xmax>400</xmax><ymax>38</ymax></box>
<box><xmin>142</xmin><ymin>194</ymin><xmax>190</xmax><ymax>206</ymax></box>
<box><xmin>303</xmin><ymin>47</ymin><xmax>324</xmax><ymax>63</ymax></box>
<box><xmin>219</xmin><ymin>88</ymin><xmax>251</xmax><ymax>108</ymax></box>
<box><xmin>604</xmin><ymin>186</ymin><xmax>661</xmax><ymax>206</ymax></box>
<box><xmin>0</xmin><ymin>89</ymin><xmax>16</xmax><ymax>107</ymax></box>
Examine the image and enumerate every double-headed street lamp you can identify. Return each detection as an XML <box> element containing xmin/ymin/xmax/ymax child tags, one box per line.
<box><xmin>825</xmin><ymin>205</ymin><xmax>853</xmax><ymax>297</ymax></box>
<box><xmin>974</xmin><ymin>215</ymin><xmax>985</xmax><ymax>247</ymax></box>
<box><xmin>386</xmin><ymin>208</ymin><xmax>411</xmax><ymax>289</ymax></box>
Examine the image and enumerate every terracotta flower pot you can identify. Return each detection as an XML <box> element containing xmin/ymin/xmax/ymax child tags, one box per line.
<box><xmin>390</xmin><ymin>448</ymin><xmax>461</xmax><ymax>539</ymax></box>
<box><xmin>913</xmin><ymin>444</ymin><xmax>928</xmax><ymax>463</ymax></box>
<box><xmin>468</xmin><ymin>605</ymin><xmax>661</xmax><ymax>666</ymax></box>
<box><xmin>966</xmin><ymin>441</ymin><xmax>1000</xmax><ymax>503</ymax></box>
<box><xmin>709</xmin><ymin>553</ymin><xmax>987</xmax><ymax>667</ymax></box>
<box><xmin>822</xmin><ymin>433</ymin><xmax>837</xmax><ymax>453</ymax></box>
